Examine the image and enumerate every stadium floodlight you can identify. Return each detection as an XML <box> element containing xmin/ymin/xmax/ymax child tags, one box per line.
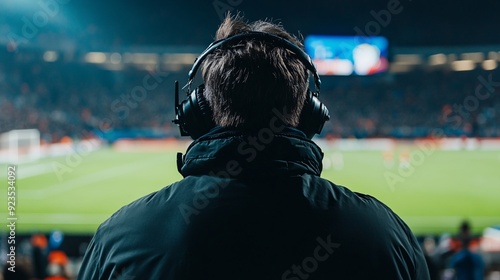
<box><xmin>84</xmin><ymin>52</ymin><xmax>107</xmax><ymax>64</ymax></box>
<box><xmin>0</xmin><ymin>129</ymin><xmax>40</xmax><ymax>164</ymax></box>
<box><xmin>482</xmin><ymin>59</ymin><xmax>497</xmax><ymax>70</ymax></box>
<box><xmin>428</xmin><ymin>53</ymin><xmax>447</xmax><ymax>65</ymax></box>
<box><xmin>394</xmin><ymin>54</ymin><xmax>422</xmax><ymax>65</ymax></box>
<box><xmin>451</xmin><ymin>60</ymin><xmax>476</xmax><ymax>71</ymax></box>
<box><xmin>131</xmin><ymin>53</ymin><xmax>158</xmax><ymax>65</ymax></box>
<box><xmin>487</xmin><ymin>51</ymin><xmax>498</xmax><ymax>60</ymax></box>
<box><xmin>461</xmin><ymin>52</ymin><xmax>485</xmax><ymax>63</ymax></box>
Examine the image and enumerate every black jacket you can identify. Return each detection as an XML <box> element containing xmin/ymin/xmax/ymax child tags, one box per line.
<box><xmin>78</xmin><ymin>127</ymin><xmax>430</xmax><ymax>280</ymax></box>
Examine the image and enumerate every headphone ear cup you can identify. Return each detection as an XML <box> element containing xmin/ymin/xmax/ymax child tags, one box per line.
<box><xmin>178</xmin><ymin>85</ymin><xmax>215</xmax><ymax>139</ymax></box>
<box><xmin>297</xmin><ymin>91</ymin><xmax>330</xmax><ymax>139</ymax></box>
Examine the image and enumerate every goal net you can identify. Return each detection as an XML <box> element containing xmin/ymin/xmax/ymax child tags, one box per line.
<box><xmin>0</xmin><ymin>129</ymin><xmax>41</xmax><ymax>164</ymax></box>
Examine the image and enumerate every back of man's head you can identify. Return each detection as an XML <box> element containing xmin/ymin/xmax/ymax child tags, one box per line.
<box><xmin>201</xmin><ymin>14</ymin><xmax>308</xmax><ymax>130</ymax></box>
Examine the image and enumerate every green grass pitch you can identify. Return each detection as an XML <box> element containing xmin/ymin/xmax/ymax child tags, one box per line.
<box><xmin>1</xmin><ymin>144</ymin><xmax>499</xmax><ymax>236</ymax></box>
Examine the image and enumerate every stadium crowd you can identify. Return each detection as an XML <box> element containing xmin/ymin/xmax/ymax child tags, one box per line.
<box><xmin>0</xmin><ymin>49</ymin><xmax>175</xmax><ymax>143</ymax></box>
<box><xmin>1</xmin><ymin>48</ymin><xmax>499</xmax><ymax>143</ymax></box>
<box><xmin>323</xmin><ymin>69</ymin><xmax>500</xmax><ymax>139</ymax></box>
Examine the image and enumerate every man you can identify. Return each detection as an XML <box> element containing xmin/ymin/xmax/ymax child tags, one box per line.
<box><xmin>449</xmin><ymin>238</ymin><xmax>485</xmax><ymax>280</ymax></box>
<box><xmin>78</xmin><ymin>15</ymin><xmax>430</xmax><ymax>279</ymax></box>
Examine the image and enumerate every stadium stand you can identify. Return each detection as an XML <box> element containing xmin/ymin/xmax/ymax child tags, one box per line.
<box><xmin>1</xmin><ymin>47</ymin><xmax>499</xmax><ymax>143</ymax></box>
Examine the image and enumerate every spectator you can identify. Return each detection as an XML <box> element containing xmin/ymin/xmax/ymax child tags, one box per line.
<box><xmin>3</xmin><ymin>257</ymin><xmax>34</xmax><ymax>280</ymax></box>
<box><xmin>449</xmin><ymin>237</ymin><xmax>485</xmax><ymax>280</ymax></box>
<box><xmin>423</xmin><ymin>236</ymin><xmax>441</xmax><ymax>280</ymax></box>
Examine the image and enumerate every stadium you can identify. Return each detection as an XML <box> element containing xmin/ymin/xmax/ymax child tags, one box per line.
<box><xmin>1</xmin><ymin>0</ymin><xmax>500</xmax><ymax>279</ymax></box>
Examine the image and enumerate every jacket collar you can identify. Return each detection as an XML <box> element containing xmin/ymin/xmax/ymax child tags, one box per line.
<box><xmin>178</xmin><ymin>126</ymin><xmax>324</xmax><ymax>178</ymax></box>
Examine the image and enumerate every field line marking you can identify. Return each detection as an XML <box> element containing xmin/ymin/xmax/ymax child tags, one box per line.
<box><xmin>12</xmin><ymin>213</ymin><xmax>111</xmax><ymax>225</ymax></box>
<box><xmin>0</xmin><ymin>163</ymin><xmax>53</xmax><ymax>179</ymax></box>
<box><xmin>6</xmin><ymin>213</ymin><xmax>500</xmax><ymax>226</ymax></box>
<box><xmin>21</xmin><ymin>154</ymin><xmax>166</xmax><ymax>199</ymax></box>
<box><xmin>18</xmin><ymin>163</ymin><xmax>54</xmax><ymax>179</ymax></box>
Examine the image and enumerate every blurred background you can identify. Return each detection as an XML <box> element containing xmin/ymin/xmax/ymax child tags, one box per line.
<box><xmin>0</xmin><ymin>0</ymin><xmax>500</xmax><ymax>279</ymax></box>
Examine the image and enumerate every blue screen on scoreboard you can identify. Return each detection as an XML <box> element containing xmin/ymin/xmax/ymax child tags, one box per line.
<box><xmin>304</xmin><ymin>35</ymin><xmax>389</xmax><ymax>76</ymax></box>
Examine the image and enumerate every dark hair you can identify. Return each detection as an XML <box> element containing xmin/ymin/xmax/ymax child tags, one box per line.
<box><xmin>201</xmin><ymin>14</ymin><xmax>308</xmax><ymax>129</ymax></box>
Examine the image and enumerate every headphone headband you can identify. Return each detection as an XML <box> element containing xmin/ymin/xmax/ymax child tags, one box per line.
<box><xmin>186</xmin><ymin>31</ymin><xmax>321</xmax><ymax>94</ymax></box>
<box><xmin>173</xmin><ymin>31</ymin><xmax>330</xmax><ymax>140</ymax></box>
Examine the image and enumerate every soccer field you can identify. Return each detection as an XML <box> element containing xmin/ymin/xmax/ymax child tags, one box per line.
<box><xmin>1</xmin><ymin>144</ymin><xmax>499</xmax><ymax>236</ymax></box>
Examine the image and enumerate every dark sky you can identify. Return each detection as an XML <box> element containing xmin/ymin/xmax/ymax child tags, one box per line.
<box><xmin>61</xmin><ymin>0</ymin><xmax>500</xmax><ymax>47</ymax></box>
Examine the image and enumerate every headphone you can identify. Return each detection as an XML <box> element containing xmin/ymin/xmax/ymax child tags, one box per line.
<box><xmin>173</xmin><ymin>31</ymin><xmax>330</xmax><ymax>140</ymax></box>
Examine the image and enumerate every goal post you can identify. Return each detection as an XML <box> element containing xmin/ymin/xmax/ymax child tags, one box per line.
<box><xmin>0</xmin><ymin>129</ymin><xmax>41</xmax><ymax>164</ymax></box>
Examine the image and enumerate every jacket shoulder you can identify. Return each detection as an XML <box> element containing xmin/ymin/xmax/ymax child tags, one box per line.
<box><xmin>306</xmin><ymin>176</ymin><xmax>429</xmax><ymax>279</ymax></box>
